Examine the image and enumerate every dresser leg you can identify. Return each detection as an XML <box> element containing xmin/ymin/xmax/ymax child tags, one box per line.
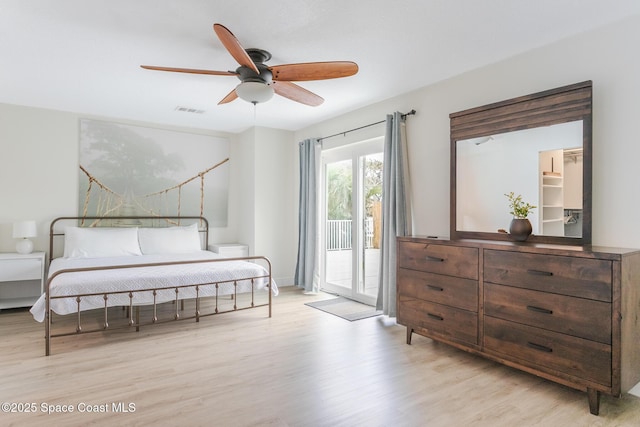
<box><xmin>406</xmin><ymin>327</ymin><xmax>413</xmax><ymax>345</ymax></box>
<box><xmin>587</xmin><ymin>388</ymin><xmax>600</xmax><ymax>415</ymax></box>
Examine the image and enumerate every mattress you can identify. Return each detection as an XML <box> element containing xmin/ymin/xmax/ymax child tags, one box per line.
<box><xmin>30</xmin><ymin>251</ymin><xmax>277</xmax><ymax>322</ymax></box>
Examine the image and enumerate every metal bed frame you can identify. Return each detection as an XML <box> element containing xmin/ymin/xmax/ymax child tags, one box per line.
<box><xmin>43</xmin><ymin>216</ymin><xmax>272</xmax><ymax>356</ymax></box>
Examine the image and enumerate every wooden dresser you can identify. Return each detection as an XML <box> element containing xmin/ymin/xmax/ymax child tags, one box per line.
<box><xmin>396</xmin><ymin>237</ymin><xmax>640</xmax><ymax>415</ymax></box>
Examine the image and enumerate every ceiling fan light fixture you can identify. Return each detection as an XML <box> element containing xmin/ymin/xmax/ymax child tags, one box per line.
<box><xmin>235</xmin><ymin>81</ymin><xmax>274</xmax><ymax>104</ymax></box>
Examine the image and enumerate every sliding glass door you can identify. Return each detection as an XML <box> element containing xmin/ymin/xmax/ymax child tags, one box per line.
<box><xmin>320</xmin><ymin>138</ymin><xmax>383</xmax><ymax>305</ymax></box>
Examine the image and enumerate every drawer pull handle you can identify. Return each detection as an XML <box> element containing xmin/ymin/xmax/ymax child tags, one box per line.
<box><xmin>427</xmin><ymin>313</ymin><xmax>444</xmax><ymax>321</ymax></box>
<box><xmin>527</xmin><ymin>342</ymin><xmax>553</xmax><ymax>353</ymax></box>
<box><xmin>427</xmin><ymin>285</ymin><xmax>444</xmax><ymax>292</ymax></box>
<box><xmin>526</xmin><ymin>269</ymin><xmax>553</xmax><ymax>276</ymax></box>
<box><xmin>425</xmin><ymin>256</ymin><xmax>444</xmax><ymax>262</ymax></box>
<box><xmin>526</xmin><ymin>305</ymin><xmax>553</xmax><ymax>315</ymax></box>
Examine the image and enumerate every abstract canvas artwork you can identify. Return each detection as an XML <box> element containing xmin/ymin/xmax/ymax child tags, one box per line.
<box><xmin>78</xmin><ymin>119</ymin><xmax>229</xmax><ymax>226</ymax></box>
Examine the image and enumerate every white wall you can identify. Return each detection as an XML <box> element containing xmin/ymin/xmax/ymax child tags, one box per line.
<box><xmin>295</xmin><ymin>13</ymin><xmax>640</xmax><ymax>248</ymax></box>
<box><xmin>0</xmin><ymin>104</ymin><xmax>79</xmax><ymax>252</ymax></box>
<box><xmin>253</xmin><ymin>127</ymin><xmax>296</xmax><ymax>285</ymax></box>
<box><xmin>235</xmin><ymin>128</ymin><xmax>257</xmax><ymax>253</ymax></box>
<box><xmin>0</xmin><ymin>104</ymin><xmax>240</xmax><ymax>251</ymax></box>
<box><xmin>236</xmin><ymin>126</ymin><xmax>296</xmax><ymax>285</ymax></box>
<box><xmin>0</xmin><ymin>105</ymin><xmax>294</xmax><ymax>285</ymax></box>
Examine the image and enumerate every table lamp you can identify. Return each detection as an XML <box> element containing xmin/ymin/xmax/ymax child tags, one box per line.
<box><xmin>13</xmin><ymin>220</ymin><xmax>37</xmax><ymax>254</ymax></box>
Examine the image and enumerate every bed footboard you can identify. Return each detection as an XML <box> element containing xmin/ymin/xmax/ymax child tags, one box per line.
<box><xmin>44</xmin><ymin>256</ymin><xmax>272</xmax><ymax>356</ymax></box>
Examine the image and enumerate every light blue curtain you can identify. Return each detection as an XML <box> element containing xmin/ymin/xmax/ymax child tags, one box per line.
<box><xmin>294</xmin><ymin>138</ymin><xmax>321</xmax><ymax>293</ymax></box>
<box><xmin>376</xmin><ymin>112</ymin><xmax>412</xmax><ymax>315</ymax></box>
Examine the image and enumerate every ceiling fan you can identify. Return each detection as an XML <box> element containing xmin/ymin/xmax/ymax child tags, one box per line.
<box><xmin>141</xmin><ymin>23</ymin><xmax>359</xmax><ymax>107</ymax></box>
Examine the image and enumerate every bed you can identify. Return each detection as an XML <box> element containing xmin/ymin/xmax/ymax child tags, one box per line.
<box><xmin>31</xmin><ymin>216</ymin><xmax>277</xmax><ymax>355</ymax></box>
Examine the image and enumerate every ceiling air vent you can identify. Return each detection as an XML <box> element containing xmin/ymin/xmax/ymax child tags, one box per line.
<box><xmin>174</xmin><ymin>106</ymin><xmax>205</xmax><ymax>114</ymax></box>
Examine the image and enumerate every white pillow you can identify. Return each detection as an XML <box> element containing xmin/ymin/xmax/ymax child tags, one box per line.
<box><xmin>138</xmin><ymin>223</ymin><xmax>202</xmax><ymax>255</ymax></box>
<box><xmin>64</xmin><ymin>226</ymin><xmax>142</xmax><ymax>258</ymax></box>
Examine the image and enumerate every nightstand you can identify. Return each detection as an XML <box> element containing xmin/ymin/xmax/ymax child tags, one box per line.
<box><xmin>0</xmin><ymin>252</ymin><xmax>45</xmax><ymax>310</ymax></box>
<box><xmin>208</xmin><ymin>243</ymin><xmax>249</xmax><ymax>258</ymax></box>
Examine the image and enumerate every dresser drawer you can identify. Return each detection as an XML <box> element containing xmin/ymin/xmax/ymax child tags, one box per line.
<box><xmin>484</xmin><ymin>283</ymin><xmax>611</xmax><ymax>344</ymax></box>
<box><xmin>484</xmin><ymin>250</ymin><xmax>612</xmax><ymax>302</ymax></box>
<box><xmin>484</xmin><ymin>316</ymin><xmax>611</xmax><ymax>386</ymax></box>
<box><xmin>398</xmin><ymin>268</ymin><xmax>478</xmax><ymax>312</ymax></box>
<box><xmin>398</xmin><ymin>295</ymin><xmax>477</xmax><ymax>345</ymax></box>
<box><xmin>398</xmin><ymin>242</ymin><xmax>478</xmax><ymax>280</ymax></box>
<box><xmin>0</xmin><ymin>258</ymin><xmax>42</xmax><ymax>281</ymax></box>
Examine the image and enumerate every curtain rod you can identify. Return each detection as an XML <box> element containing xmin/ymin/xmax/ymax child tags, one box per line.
<box><xmin>318</xmin><ymin>109</ymin><xmax>416</xmax><ymax>142</ymax></box>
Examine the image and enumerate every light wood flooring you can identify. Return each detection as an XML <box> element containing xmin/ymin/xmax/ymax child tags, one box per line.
<box><xmin>1</xmin><ymin>286</ymin><xmax>640</xmax><ymax>427</ymax></box>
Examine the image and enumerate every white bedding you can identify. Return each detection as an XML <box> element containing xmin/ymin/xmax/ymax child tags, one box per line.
<box><xmin>30</xmin><ymin>251</ymin><xmax>278</xmax><ymax>322</ymax></box>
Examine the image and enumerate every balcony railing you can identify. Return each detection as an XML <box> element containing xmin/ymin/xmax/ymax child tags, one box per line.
<box><xmin>326</xmin><ymin>219</ymin><xmax>374</xmax><ymax>250</ymax></box>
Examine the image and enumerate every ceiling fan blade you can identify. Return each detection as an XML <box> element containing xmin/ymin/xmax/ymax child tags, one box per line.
<box><xmin>218</xmin><ymin>88</ymin><xmax>238</xmax><ymax>105</ymax></box>
<box><xmin>270</xmin><ymin>61</ymin><xmax>358</xmax><ymax>81</ymax></box>
<box><xmin>141</xmin><ymin>65</ymin><xmax>237</xmax><ymax>76</ymax></box>
<box><xmin>213</xmin><ymin>23</ymin><xmax>260</xmax><ymax>75</ymax></box>
<box><xmin>272</xmin><ymin>81</ymin><xmax>324</xmax><ymax>106</ymax></box>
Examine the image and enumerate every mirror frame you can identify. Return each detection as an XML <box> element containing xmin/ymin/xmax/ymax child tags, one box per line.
<box><xmin>450</xmin><ymin>81</ymin><xmax>592</xmax><ymax>245</ymax></box>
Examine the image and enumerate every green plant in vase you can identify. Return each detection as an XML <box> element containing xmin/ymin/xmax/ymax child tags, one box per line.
<box><xmin>505</xmin><ymin>192</ymin><xmax>536</xmax><ymax>241</ymax></box>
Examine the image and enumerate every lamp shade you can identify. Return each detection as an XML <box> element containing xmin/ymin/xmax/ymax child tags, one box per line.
<box><xmin>13</xmin><ymin>220</ymin><xmax>37</xmax><ymax>238</ymax></box>
<box><xmin>235</xmin><ymin>82</ymin><xmax>274</xmax><ymax>104</ymax></box>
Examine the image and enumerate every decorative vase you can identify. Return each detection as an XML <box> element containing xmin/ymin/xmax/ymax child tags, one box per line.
<box><xmin>509</xmin><ymin>218</ymin><xmax>532</xmax><ymax>242</ymax></box>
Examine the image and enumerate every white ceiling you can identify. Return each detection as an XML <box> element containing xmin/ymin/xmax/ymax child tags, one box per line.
<box><xmin>2</xmin><ymin>1</ymin><xmax>639</xmax><ymax>133</ymax></box>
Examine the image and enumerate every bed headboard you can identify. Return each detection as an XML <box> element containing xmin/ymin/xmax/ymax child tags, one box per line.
<box><xmin>49</xmin><ymin>216</ymin><xmax>209</xmax><ymax>262</ymax></box>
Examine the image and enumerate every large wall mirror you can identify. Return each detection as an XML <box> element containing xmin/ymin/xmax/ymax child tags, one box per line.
<box><xmin>450</xmin><ymin>81</ymin><xmax>592</xmax><ymax>245</ymax></box>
